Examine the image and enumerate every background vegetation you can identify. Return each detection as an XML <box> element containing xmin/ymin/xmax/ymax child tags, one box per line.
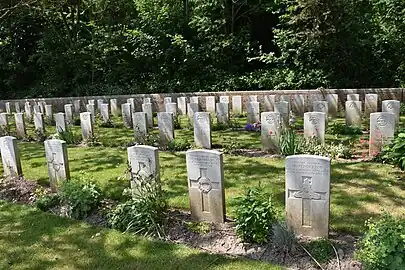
<box><xmin>1</xmin><ymin>0</ymin><xmax>405</xmax><ymax>99</ymax></box>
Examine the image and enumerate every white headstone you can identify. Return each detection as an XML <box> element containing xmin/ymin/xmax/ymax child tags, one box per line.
<box><xmin>247</xmin><ymin>95</ymin><xmax>258</xmax><ymax>103</ymax></box>
<box><xmin>165</xmin><ymin>102</ymin><xmax>178</xmax><ymax>117</ymax></box>
<box><xmin>86</xmin><ymin>104</ymin><xmax>95</xmax><ymax>124</ymax></box>
<box><xmin>122</xmin><ymin>103</ymin><xmax>132</xmax><ymax>128</ymax></box>
<box><xmin>55</xmin><ymin>113</ymin><xmax>67</xmax><ymax>133</ymax></box>
<box><xmin>261</xmin><ymin>112</ymin><xmax>281</xmax><ymax>152</ymax></box>
<box><xmin>127</xmin><ymin>98</ymin><xmax>135</xmax><ymax>112</ymax></box>
<box><xmin>347</xmin><ymin>94</ymin><xmax>359</xmax><ymax>101</ymax></box>
<box><xmin>64</xmin><ymin>104</ymin><xmax>73</xmax><ymax>125</ymax></box>
<box><xmin>263</xmin><ymin>95</ymin><xmax>276</xmax><ymax>111</ymax></box>
<box><xmin>186</xmin><ymin>149</ymin><xmax>225</xmax><ymax>223</ymax></box>
<box><xmin>33</xmin><ymin>104</ymin><xmax>40</xmax><ymax>114</ymax></box>
<box><xmin>142</xmin><ymin>103</ymin><xmax>153</xmax><ymax>128</ymax></box>
<box><xmin>45</xmin><ymin>105</ymin><xmax>53</xmax><ymax>120</ymax></box>
<box><xmin>14</xmin><ymin>113</ymin><xmax>26</xmax><ymax>138</ymax></box>
<box><xmin>286</xmin><ymin>155</ymin><xmax>330</xmax><ymax>238</ymax></box>
<box><xmin>0</xmin><ymin>136</ymin><xmax>22</xmax><ymax>177</ymax></box>
<box><xmin>158</xmin><ymin>112</ymin><xmax>174</xmax><ymax>143</ymax></box>
<box><xmin>232</xmin><ymin>96</ymin><xmax>242</xmax><ymax>115</ymax></box>
<box><xmin>24</xmin><ymin>102</ymin><xmax>32</xmax><ymax>122</ymax></box>
<box><xmin>187</xmin><ymin>103</ymin><xmax>199</xmax><ymax>126</ymax></box>
<box><xmin>80</xmin><ymin>112</ymin><xmax>93</xmax><ymax>141</ymax></box>
<box><xmin>88</xmin><ymin>99</ymin><xmax>95</xmax><ymax>105</ymax></box>
<box><xmin>345</xmin><ymin>101</ymin><xmax>362</xmax><ymax>127</ymax></box>
<box><xmin>246</xmin><ymin>102</ymin><xmax>260</xmax><ymax>123</ymax></box>
<box><xmin>382</xmin><ymin>100</ymin><xmax>400</xmax><ymax>125</ymax></box>
<box><xmin>292</xmin><ymin>95</ymin><xmax>305</xmax><ymax>116</ymax></box>
<box><xmin>110</xmin><ymin>99</ymin><xmax>119</xmax><ymax>117</ymax></box>
<box><xmin>219</xmin><ymin>96</ymin><xmax>229</xmax><ymax>103</ymax></box>
<box><xmin>164</xmin><ymin>97</ymin><xmax>172</xmax><ymax>104</ymax></box>
<box><xmin>100</xmin><ymin>104</ymin><xmax>110</xmax><ymax>123</ymax></box>
<box><xmin>34</xmin><ymin>113</ymin><xmax>45</xmax><ymax>133</ymax></box>
<box><xmin>97</xmin><ymin>99</ymin><xmax>104</xmax><ymax>111</ymax></box>
<box><xmin>143</xmin><ymin>97</ymin><xmax>151</xmax><ymax>104</ymax></box>
<box><xmin>326</xmin><ymin>94</ymin><xmax>338</xmax><ymax>118</ymax></box>
<box><xmin>365</xmin><ymin>94</ymin><xmax>378</xmax><ymax>115</ymax></box>
<box><xmin>216</xmin><ymin>102</ymin><xmax>229</xmax><ymax>124</ymax></box>
<box><xmin>275</xmin><ymin>101</ymin><xmax>290</xmax><ymax>128</ymax></box>
<box><xmin>132</xmin><ymin>112</ymin><xmax>148</xmax><ymax>140</ymax></box>
<box><xmin>205</xmin><ymin>96</ymin><xmax>216</xmax><ymax>113</ymax></box>
<box><xmin>190</xmin><ymin>96</ymin><xmax>199</xmax><ymax>104</ymax></box>
<box><xmin>5</xmin><ymin>102</ymin><xmax>11</xmax><ymax>114</ymax></box>
<box><xmin>312</xmin><ymin>101</ymin><xmax>328</xmax><ymax>124</ymax></box>
<box><xmin>177</xmin><ymin>97</ymin><xmax>187</xmax><ymax>115</ymax></box>
<box><xmin>0</xmin><ymin>113</ymin><xmax>9</xmax><ymax>135</ymax></box>
<box><xmin>15</xmin><ymin>102</ymin><xmax>20</xmax><ymax>113</ymax></box>
<box><xmin>369</xmin><ymin>112</ymin><xmax>395</xmax><ymax>157</ymax></box>
<box><xmin>304</xmin><ymin>112</ymin><xmax>326</xmax><ymax>143</ymax></box>
<box><xmin>73</xmin><ymin>100</ymin><xmax>81</xmax><ymax>114</ymax></box>
<box><xmin>45</xmin><ymin>139</ymin><xmax>70</xmax><ymax>191</ymax></box>
<box><xmin>194</xmin><ymin>112</ymin><xmax>211</xmax><ymax>149</ymax></box>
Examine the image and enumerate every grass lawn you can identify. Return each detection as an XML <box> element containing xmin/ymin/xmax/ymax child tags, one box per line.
<box><xmin>0</xmin><ymin>201</ymin><xmax>281</xmax><ymax>270</ymax></box>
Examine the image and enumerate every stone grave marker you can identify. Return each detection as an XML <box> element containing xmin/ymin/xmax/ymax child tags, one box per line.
<box><xmin>5</xmin><ymin>102</ymin><xmax>11</xmax><ymax>114</ymax></box>
<box><xmin>34</xmin><ymin>113</ymin><xmax>45</xmax><ymax>133</ymax></box>
<box><xmin>275</xmin><ymin>101</ymin><xmax>290</xmax><ymax>128</ymax></box>
<box><xmin>247</xmin><ymin>95</ymin><xmax>258</xmax><ymax>103</ymax></box>
<box><xmin>205</xmin><ymin>96</ymin><xmax>216</xmax><ymax>113</ymax></box>
<box><xmin>55</xmin><ymin>113</ymin><xmax>67</xmax><ymax>133</ymax></box>
<box><xmin>132</xmin><ymin>112</ymin><xmax>148</xmax><ymax>140</ymax></box>
<box><xmin>142</xmin><ymin>103</ymin><xmax>153</xmax><ymax>128</ymax></box>
<box><xmin>246</xmin><ymin>102</ymin><xmax>260</xmax><ymax>123</ymax></box>
<box><xmin>24</xmin><ymin>102</ymin><xmax>32</xmax><ymax>122</ymax></box>
<box><xmin>86</xmin><ymin>104</ymin><xmax>95</xmax><ymax>123</ymax></box>
<box><xmin>186</xmin><ymin>149</ymin><xmax>225</xmax><ymax>223</ymax></box>
<box><xmin>143</xmin><ymin>97</ymin><xmax>151</xmax><ymax>104</ymax></box>
<box><xmin>14</xmin><ymin>113</ymin><xmax>26</xmax><ymax>138</ymax></box>
<box><xmin>261</xmin><ymin>112</ymin><xmax>281</xmax><ymax>152</ymax></box>
<box><xmin>304</xmin><ymin>112</ymin><xmax>326</xmax><ymax>143</ymax></box>
<box><xmin>292</xmin><ymin>94</ymin><xmax>305</xmax><ymax>116</ymax></box>
<box><xmin>88</xmin><ymin>99</ymin><xmax>95</xmax><ymax>105</ymax></box>
<box><xmin>216</xmin><ymin>102</ymin><xmax>229</xmax><ymax>124</ymax></box>
<box><xmin>190</xmin><ymin>96</ymin><xmax>199</xmax><ymax>105</ymax></box>
<box><xmin>45</xmin><ymin>105</ymin><xmax>53</xmax><ymax>120</ymax></box>
<box><xmin>110</xmin><ymin>99</ymin><xmax>119</xmax><ymax>117</ymax></box>
<box><xmin>64</xmin><ymin>104</ymin><xmax>73</xmax><ymax>124</ymax></box>
<box><xmin>158</xmin><ymin>112</ymin><xmax>174</xmax><ymax>143</ymax></box>
<box><xmin>164</xmin><ymin>97</ymin><xmax>172</xmax><ymax>104</ymax></box>
<box><xmin>38</xmin><ymin>102</ymin><xmax>44</xmax><ymax>114</ymax></box>
<box><xmin>45</xmin><ymin>139</ymin><xmax>70</xmax><ymax>191</ymax></box>
<box><xmin>263</xmin><ymin>95</ymin><xmax>276</xmax><ymax>111</ymax></box>
<box><xmin>369</xmin><ymin>112</ymin><xmax>395</xmax><ymax>156</ymax></box>
<box><xmin>97</xmin><ymin>99</ymin><xmax>104</xmax><ymax>111</ymax></box>
<box><xmin>187</xmin><ymin>102</ymin><xmax>199</xmax><ymax>126</ymax></box>
<box><xmin>0</xmin><ymin>136</ymin><xmax>22</xmax><ymax>177</ymax></box>
<box><xmin>232</xmin><ymin>96</ymin><xmax>242</xmax><ymax>115</ymax></box>
<box><xmin>73</xmin><ymin>100</ymin><xmax>81</xmax><ymax>114</ymax></box>
<box><xmin>165</xmin><ymin>102</ymin><xmax>178</xmax><ymax>117</ymax></box>
<box><xmin>33</xmin><ymin>104</ymin><xmax>40</xmax><ymax>114</ymax></box>
<box><xmin>285</xmin><ymin>155</ymin><xmax>331</xmax><ymax>238</ymax></box>
<box><xmin>313</xmin><ymin>101</ymin><xmax>328</xmax><ymax>124</ymax></box>
<box><xmin>80</xmin><ymin>112</ymin><xmax>93</xmax><ymax>141</ymax></box>
<box><xmin>127</xmin><ymin>98</ymin><xmax>135</xmax><ymax>112</ymax></box>
<box><xmin>100</xmin><ymin>104</ymin><xmax>109</xmax><ymax>123</ymax></box>
<box><xmin>194</xmin><ymin>112</ymin><xmax>211</xmax><ymax>149</ymax></box>
<box><xmin>382</xmin><ymin>100</ymin><xmax>400</xmax><ymax>125</ymax></box>
<box><xmin>326</xmin><ymin>94</ymin><xmax>338</xmax><ymax>118</ymax></box>
<box><xmin>122</xmin><ymin>103</ymin><xmax>133</xmax><ymax>128</ymax></box>
<box><xmin>0</xmin><ymin>113</ymin><xmax>9</xmax><ymax>135</ymax></box>
<box><xmin>177</xmin><ymin>97</ymin><xmax>187</xmax><ymax>115</ymax></box>
<box><xmin>365</xmin><ymin>94</ymin><xmax>378</xmax><ymax>116</ymax></box>
<box><xmin>345</xmin><ymin>101</ymin><xmax>362</xmax><ymax>127</ymax></box>
<box><xmin>347</xmin><ymin>94</ymin><xmax>359</xmax><ymax>101</ymax></box>
<box><xmin>219</xmin><ymin>96</ymin><xmax>229</xmax><ymax>103</ymax></box>
<box><xmin>15</xmin><ymin>102</ymin><xmax>20</xmax><ymax>113</ymax></box>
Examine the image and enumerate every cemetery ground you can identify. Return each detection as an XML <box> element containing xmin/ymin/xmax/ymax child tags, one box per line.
<box><xmin>1</xmin><ymin>113</ymin><xmax>405</xmax><ymax>269</ymax></box>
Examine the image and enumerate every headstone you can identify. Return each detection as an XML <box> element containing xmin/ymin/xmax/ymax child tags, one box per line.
<box><xmin>247</xmin><ymin>95</ymin><xmax>257</xmax><ymax>103</ymax></box>
<box><xmin>292</xmin><ymin>94</ymin><xmax>305</xmax><ymax>116</ymax></box>
<box><xmin>45</xmin><ymin>105</ymin><xmax>53</xmax><ymax>120</ymax></box>
<box><xmin>5</xmin><ymin>102</ymin><xmax>11</xmax><ymax>114</ymax></box>
<box><xmin>205</xmin><ymin>96</ymin><xmax>216</xmax><ymax>113</ymax></box>
<box><xmin>127</xmin><ymin>98</ymin><xmax>135</xmax><ymax>112</ymax></box>
<box><xmin>142</xmin><ymin>103</ymin><xmax>153</xmax><ymax>128</ymax></box>
<box><xmin>194</xmin><ymin>112</ymin><xmax>211</xmax><ymax>149</ymax></box>
<box><xmin>14</xmin><ymin>113</ymin><xmax>26</xmax><ymax>138</ymax></box>
<box><xmin>122</xmin><ymin>103</ymin><xmax>132</xmax><ymax>128</ymax></box>
<box><xmin>165</xmin><ymin>102</ymin><xmax>178</xmax><ymax>117</ymax></box>
<box><xmin>0</xmin><ymin>136</ymin><xmax>22</xmax><ymax>177</ymax></box>
<box><xmin>44</xmin><ymin>139</ymin><xmax>70</xmax><ymax>191</ymax></box>
<box><xmin>190</xmin><ymin>96</ymin><xmax>199</xmax><ymax>104</ymax></box>
<box><xmin>143</xmin><ymin>97</ymin><xmax>151</xmax><ymax>104</ymax></box>
<box><xmin>280</xmin><ymin>95</ymin><xmax>291</xmax><ymax>106</ymax></box>
<box><xmin>177</xmin><ymin>97</ymin><xmax>187</xmax><ymax>115</ymax></box>
<box><xmin>164</xmin><ymin>97</ymin><xmax>172</xmax><ymax>104</ymax></box>
<box><xmin>286</xmin><ymin>155</ymin><xmax>330</xmax><ymax>238</ymax></box>
<box><xmin>100</xmin><ymin>104</ymin><xmax>109</xmax><ymax>123</ymax></box>
<box><xmin>73</xmin><ymin>100</ymin><xmax>81</xmax><ymax>114</ymax></box>
<box><xmin>64</xmin><ymin>104</ymin><xmax>73</xmax><ymax>125</ymax></box>
<box><xmin>88</xmin><ymin>99</ymin><xmax>95</xmax><ymax>105</ymax></box>
<box><xmin>34</xmin><ymin>113</ymin><xmax>45</xmax><ymax>133</ymax></box>
<box><xmin>275</xmin><ymin>101</ymin><xmax>290</xmax><ymax>128</ymax></box>
<box><xmin>37</xmin><ymin>102</ymin><xmax>44</xmax><ymax>114</ymax></box>
<box><xmin>15</xmin><ymin>102</ymin><xmax>20</xmax><ymax>113</ymax></box>
<box><xmin>33</xmin><ymin>104</ymin><xmax>40</xmax><ymax>114</ymax></box>
<box><xmin>219</xmin><ymin>96</ymin><xmax>229</xmax><ymax>103</ymax></box>
<box><xmin>304</xmin><ymin>112</ymin><xmax>326</xmax><ymax>143</ymax></box>
<box><xmin>0</xmin><ymin>113</ymin><xmax>9</xmax><ymax>135</ymax></box>
<box><xmin>312</xmin><ymin>101</ymin><xmax>328</xmax><ymax>124</ymax></box>
<box><xmin>369</xmin><ymin>112</ymin><xmax>395</xmax><ymax>156</ymax></box>
<box><xmin>216</xmin><ymin>102</ymin><xmax>229</xmax><ymax>124</ymax></box>
<box><xmin>132</xmin><ymin>112</ymin><xmax>148</xmax><ymax>140</ymax></box>
<box><xmin>326</xmin><ymin>94</ymin><xmax>338</xmax><ymax>118</ymax></box>
<box><xmin>246</xmin><ymin>102</ymin><xmax>260</xmax><ymax>123</ymax></box>
<box><xmin>263</xmin><ymin>95</ymin><xmax>276</xmax><ymax>111</ymax></box>
<box><xmin>97</xmin><ymin>99</ymin><xmax>104</xmax><ymax>111</ymax></box>
<box><xmin>24</xmin><ymin>102</ymin><xmax>32</xmax><ymax>122</ymax></box>
<box><xmin>347</xmin><ymin>94</ymin><xmax>359</xmax><ymax>101</ymax></box>
<box><xmin>382</xmin><ymin>100</ymin><xmax>400</xmax><ymax>125</ymax></box>
<box><xmin>261</xmin><ymin>112</ymin><xmax>281</xmax><ymax>152</ymax></box>
<box><xmin>158</xmin><ymin>112</ymin><xmax>174</xmax><ymax>143</ymax></box>
<box><xmin>86</xmin><ymin>104</ymin><xmax>95</xmax><ymax>123</ymax></box>
<box><xmin>186</xmin><ymin>149</ymin><xmax>225</xmax><ymax>223</ymax></box>
<box><xmin>110</xmin><ymin>99</ymin><xmax>119</xmax><ymax>117</ymax></box>
<box><xmin>365</xmin><ymin>94</ymin><xmax>378</xmax><ymax>116</ymax></box>
<box><xmin>232</xmin><ymin>96</ymin><xmax>242</xmax><ymax>115</ymax></box>
<box><xmin>55</xmin><ymin>113</ymin><xmax>67</xmax><ymax>133</ymax></box>
<box><xmin>345</xmin><ymin>101</ymin><xmax>362</xmax><ymax>127</ymax></box>
<box><xmin>187</xmin><ymin>103</ymin><xmax>199</xmax><ymax>126</ymax></box>
<box><xmin>80</xmin><ymin>112</ymin><xmax>93</xmax><ymax>141</ymax></box>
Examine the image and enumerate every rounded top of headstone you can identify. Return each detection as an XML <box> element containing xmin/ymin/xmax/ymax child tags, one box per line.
<box><xmin>0</xmin><ymin>136</ymin><xmax>16</xmax><ymax>141</ymax></box>
<box><xmin>128</xmin><ymin>145</ymin><xmax>158</xmax><ymax>151</ymax></box>
<box><xmin>286</xmin><ymin>154</ymin><xmax>331</xmax><ymax>162</ymax></box>
<box><xmin>45</xmin><ymin>139</ymin><xmax>66</xmax><ymax>144</ymax></box>
<box><xmin>186</xmin><ymin>149</ymin><xmax>223</xmax><ymax>156</ymax></box>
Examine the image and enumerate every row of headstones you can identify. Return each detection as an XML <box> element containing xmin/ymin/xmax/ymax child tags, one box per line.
<box><xmin>0</xmin><ymin>136</ymin><xmax>331</xmax><ymax>238</ymax></box>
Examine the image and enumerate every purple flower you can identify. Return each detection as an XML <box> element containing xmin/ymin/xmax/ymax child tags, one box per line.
<box><xmin>245</xmin><ymin>123</ymin><xmax>255</xmax><ymax>131</ymax></box>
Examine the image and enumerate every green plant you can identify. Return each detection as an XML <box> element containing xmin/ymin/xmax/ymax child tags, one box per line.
<box><xmin>107</xmin><ymin>176</ymin><xmax>167</xmax><ymax>238</ymax></box>
<box><xmin>233</xmin><ymin>185</ymin><xmax>278</xmax><ymax>244</ymax></box>
<box><xmin>35</xmin><ymin>194</ymin><xmax>60</xmax><ymax>212</ymax></box>
<box><xmin>173</xmin><ymin>115</ymin><xmax>181</xmax><ymax>129</ymax></box>
<box><xmin>220</xmin><ymin>137</ymin><xmax>241</xmax><ymax>155</ymax></box>
<box><xmin>33</xmin><ymin>129</ymin><xmax>47</xmax><ymax>142</ymax></box>
<box><xmin>212</xmin><ymin>122</ymin><xmax>228</xmax><ymax>131</ymax></box>
<box><xmin>379</xmin><ymin>131</ymin><xmax>405</xmax><ymax>170</ymax></box>
<box><xmin>327</xmin><ymin>122</ymin><xmax>362</xmax><ymax>135</ymax></box>
<box><xmin>59</xmin><ymin>180</ymin><xmax>102</xmax><ymax>219</ymax></box>
<box><xmin>279</xmin><ymin>129</ymin><xmax>303</xmax><ymax>156</ymax></box>
<box><xmin>271</xmin><ymin>222</ymin><xmax>297</xmax><ymax>255</ymax></box>
<box><xmin>72</xmin><ymin>116</ymin><xmax>81</xmax><ymax>126</ymax></box>
<box><xmin>355</xmin><ymin>213</ymin><xmax>405</xmax><ymax>270</ymax></box>
<box><xmin>0</xmin><ymin>125</ymin><xmax>10</xmax><ymax>136</ymax></box>
<box><xmin>166</xmin><ymin>138</ymin><xmax>192</xmax><ymax>152</ymax></box>
<box><xmin>99</xmin><ymin>119</ymin><xmax>115</xmax><ymax>128</ymax></box>
<box><xmin>185</xmin><ymin>221</ymin><xmax>211</xmax><ymax>234</ymax></box>
<box><xmin>305</xmin><ymin>239</ymin><xmax>335</xmax><ymax>264</ymax></box>
<box><xmin>53</xmin><ymin>130</ymin><xmax>80</xmax><ymax>145</ymax></box>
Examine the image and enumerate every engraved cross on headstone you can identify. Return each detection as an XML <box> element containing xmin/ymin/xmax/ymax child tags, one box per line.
<box><xmin>189</xmin><ymin>168</ymin><xmax>219</xmax><ymax>213</ymax></box>
<box><xmin>288</xmin><ymin>176</ymin><xmax>325</xmax><ymax>227</ymax></box>
<box><xmin>48</xmin><ymin>152</ymin><xmax>63</xmax><ymax>182</ymax></box>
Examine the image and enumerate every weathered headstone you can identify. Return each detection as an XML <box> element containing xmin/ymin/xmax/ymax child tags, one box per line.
<box><xmin>97</xmin><ymin>99</ymin><xmax>104</xmax><ymax>112</ymax></box>
<box><xmin>55</xmin><ymin>113</ymin><xmax>67</xmax><ymax>133</ymax></box>
<box><xmin>369</xmin><ymin>112</ymin><xmax>395</xmax><ymax>156</ymax></box>
<box><xmin>345</xmin><ymin>101</ymin><xmax>362</xmax><ymax>127</ymax></box>
<box><xmin>304</xmin><ymin>112</ymin><xmax>326</xmax><ymax>143</ymax></box>
<box><xmin>88</xmin><ymin>99</ymin><xmax>95</xmax><ymax>105</ymax></box>
<box><xmin>132</xmin><ymin>112</ymin><xmax>148</xmax><ymax>140</ymax></box>
<box><xmin>279</xmin><ymin>95</ymin><xmax>291</xmax><ymax>106</ymax></box>
<box><xmin>142</xmin><ymin>103</ymin><xmax>153</xmax><ymax>128</ymax></box>
<box><xmin>64</xmin><ymin>104</ymin><xmax>73</xmax><ymax>125</ymax></box>
<box><xmin>312</xmin><ymin>101</ymin><xmax>328</xmax><ymax>124</ymax></box>
<box><xmin>285</xmin><ymin>155</ymin><xmax>330</xmax><ymax>238</ymax></box>
<box><xmin>219</xmin><ymin>96</ymin><xmax>229</xmax><ymax>103</ymax></box>
<box><xmin>158</xmin><ymin>112</ymin><xmax>174</xmax><ymax>143</ymax></box>
<box><xmin>15</xmin><ymin>102</ymin><xmax>20</xmax><ymax>113</ymax></box>
<box><xmin>127</xmin><ymin>98</ymin><xmax>135</xmax><ymax>112</ymax></box>
<box><xmin>326</xmin><ymin>94</ymin><xmax>338</xmax><ymax>118</ymax></box>
<box><xmin>205</xmin><ymin>96</ymin><xmax>216</xmax><ymax>113</ymax></box>
<box><xmin>187</xmin><ymin>102</ymin><xmax>199</xmax><ymax>126</ymax></box>
<box><xmin>292</xmin><ymin>94</ymin><xmax>305</xmax><ymax>116</ymax></box>
<box><xmin>45</xmin><ymin>105</ymin><xmax>53</xmax><ymax>120</ymax></box>
<box><xmin>246</xmin><ymin>102</ymin><xmax>260</xmax><ymax>123</ymax></box>
<box><xmin>33</xmin><ymin>104</ymin><xmax>40</xmax><ymax>114</ymax></box>
<box><xmin>0</xmin><ymin>136</ymin><xmax>22</xmax><ymax>178</ymax></box>
<box><xmin>80</xmin><ymin>112</ymin><xmax>93</xmax><ymax>140</ymax></box>
<box><xmin>347</xmin><ymin>94</ymin><xmax>359</xmax><ymax>101</ymax></box>
<box><xmin>110</xmin><ymin>99</ymin><xmax>119</xmax><ymax>117</ymax></box>
<box><xmin>177</xmin><ymin>97</ymin><xmax>187</xmax><ymax>115</ymax></box>
<box><xmin>45</xmin><ymin>139</ymin><xmax>70</xmax><ymax>191</ymax></box>
<box><xmin>122</xmin><ymin>103</ymin><xmax>133</xmax><ymax>128</ymax></box>
<box><xmin>194</xmin><ymin>112</ymin><xmax>211</xmax><ymax>149</ymax></box>
<box><xmin>24</xmin><ymin>102</ymin><xmax>32</xmax><ymax>122</ymax></box>
<box><xmin>261</xmin><ymin>112</ymin><xmax>281</xmax><ymax>152</ymax></box>
<box><xmin>275</xmin><ymin>101</ymin><xmax>290</xmax><ymax>128</ymax></box>
<box><xmin>34</xmin><ymin>113</ymin><xmax>45</xmax><ymax>133</ymax></box>
<box><xmin>216</xmin><ymin>102</ymin><xmax>229</xmax><ymax>124</ymax></box>
<box><xmin>0</xmin><ymin>113</ymin><xmax>9</xmax><ymax>135</ymax></box>
<box><xmin>14</xmin><ymin>113</ymin><xmax>26</xmax><ymax>138</ymax></box>
<box><xmin>382</xmin><ymin>100</ymin><xmax>400</xmax><ymax>125</ymax></box>
<box><xmin>186</xmin><ymin>149</ymin><xmax>225</xmax><ymax>223</ymax></box>
<box><xmin>190</xmin><ymin>96</ymin><xmax>199</xmax><ymax>105</ymax></box>
<box><xmin>365</xmin><ymin>94</ymin><xmax>378</xmax><ymax>116</ymax></box>
<box><xmin>100</xmin><ymin>104</ymin><xmax>109</xmax><ymax>123</ymax></box>
<box><xmin>86</xmin><ymin>104</ymin><xmax>95</xmax><ymax>124</ymax></box>
<box><xmin>73</xmin><ymin>100</ymin><xmax>81</xmax><ymax>114</ymax></box>
<box><xmin>5</xmin><ymin>102</ymin><xmax>11</xmax><ymax>114</ymax></box>
<box><xmin>232</xmin><ymin>96</ymin><xmax>242</xmax><ymax>115</ymax></box>
<box><xmin>143</xmin><ymin>97</ymin><xmax>151</xmax><ymax>104</ymax></box>
<box><xmin>165</xmin><ymin>102</ymin><xmax>178</xmax><ymax>117</ymax></box>
<box><xmin>164</xmin><ymin>97</ymin><xmax>172</xmax><ymax>104</ymax></box>
<box><xmin>263</xmin><ymin>95</ymin><xmax>276</xmax><ymax>111</ymax></box>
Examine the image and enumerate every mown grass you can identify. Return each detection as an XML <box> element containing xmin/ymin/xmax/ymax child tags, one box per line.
<box><xmin>0</xmin><ymin>201</ymin><xmax>282</xmax><ymax>270</ymax></box>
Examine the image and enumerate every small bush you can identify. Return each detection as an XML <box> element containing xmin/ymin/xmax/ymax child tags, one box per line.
<box><xmin>327</xmin><ymin>122</ymin><xmax>362</xmax><ymax>135</ymax></box>
<box><xmin>166</xmin><ymin>138</ymin><xmax>192</xmax><ymax>152</ymax></box>
<box><xmin>52</xmin><ymin>130</ymin><xmax>80</xmax><ymax>145</ymax></box>
<box><xmin>301</xmin><ymin>137</ymin><xmax>353</xmax><ymax>159</ymax></box>
<box><xmin>305</xmin><ymin>239</ymin><xmax>335</xmax><ymax>264</ymax></box>
<box><xmin>59</xmin><ymin>181</ymin><xmax>102</xmax><ymax>219</ymax></box>
<box><xmin>99</xmin><ymin>119</ymin><xmax>115</xmax><ymax>128</ymax></box>
<box><xmin>355</xmin><ymin>213</ymin><xmax>405</xmax><ymax>270</ymax></box>
<box><xmin>174</xmin><ymin>115</ymin><xmax>182</xmax><ymax>129</ymax></box>
<box><xmin>35</xmin><ymin>194</ymin><xmax>60</xmax><ymax>211</ymax></box>
<box><xmin>0</xmin><ymin>125</ymin><xmax>10</xmax><ymax>136</ymax></box>
<box><xmin>212</xmin><ymin>122</ymin><xmax>228</xmax><ymax>131</ymax></box>
<box><xmin>33</xmin><ymin>129</ymin><xmax>47</xmax><ymax>142</ymax></box>
<box><xmin>279</xmin><ymin>129</ymin><xmax>303</xmax><ymax>156</ymax></box>
<box><xmin>132</xmin><ymin>133</ymin><xmax>160</xmax><ymax>147</ymax></box>
<box><xmin>378</xmin><ymin>131</ymin><xmax>405</xmax><ymax>170</ymax></box>
<box><xmin>233</xmin><ymin>185</ymin><xmax>278</xmax><ymax>244</ymax></box>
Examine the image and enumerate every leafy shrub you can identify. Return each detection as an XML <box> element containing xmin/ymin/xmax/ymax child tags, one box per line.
<box><xmin>98</xmin><ymin>119</ymin><xmax>115</xmax><ymax>128</ymax></box>
<box><xmin>279</xmin><ymin>129</ymin><xmax>303</xmax><ymax>156</ymax></box>
<box><xmin>233</xmin><ymin>186</ymin><xmax>278</xmax><ymax>244</ymax></box>
<box><xmin>378</xmin><ymin>131</ymin><xmax>405</xmax><ymax>170</ymax></box>
<box><xmin>356</xmin><ymin>213</ymin><xmax>405</xmax><ymax>270</ymax></box>
<box><xmin>72</xmin><ymin>116</ymin><xmax>81</xmax><ymax>126</ymax></box>
<box><xmin>132</xmin><ymin>133</ymin><xmax>160</xmax><ymax>147</ymax></box>
<box><xmin>212</xmin><ymin>122</ymin><xmax>228</xmax><ymax>131</ymax></box>
<box><xmin>228</xmin><ymin>116</ymin><xmax>242</xmax><ymax>130</ymax></box>
<box><xmin>173</xmin><ymin>115</ymin><xmax>182</xmax><ymax>129</ymax></box>
<box><xmin>305</xmin><ymin>239</ymin><xmax>335</xmax><ymax>264</ymax></box>
<box><xmin>302</xmin><ymin>137</ymin><xmax>353</xmax><ymax>159</ymax></box>
<box><xmin>33</xmin><ymin>129</ymin><xmax>47</xmax><ymax>142</ymax></box>
<box><xmin>52</xmin><ymin>130</ymin><xmax>80</xmax><ymax>145</ymax></box>
<box><xmin>35</xmin><ymin>194</ymin><xmax>60</xmax><ymax>212</ymax></box>
<box><xmin>0</xmin><ymin>125</ymin><xmax>10</xmax><ymax>136</ymax></box>
<box><xmin>166</xmin><ymin>138</ymin><xmax>192</xmax><ymax>152</ymax></box>
<box><xmin>107</xmin><ymin>177</ymin><xmax>167</xmax><ymax>238</ymax></box>
<box><xmin>327</xmin><ymin>122</ymin><xmax>362</xmax><ymax>135</ymax></box>
<box><xmin>59</xmin><ymin>181</ymin><xmax>102</xmax><ymax>219</ymax></box>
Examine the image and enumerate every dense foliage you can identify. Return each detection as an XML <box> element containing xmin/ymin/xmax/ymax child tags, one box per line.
<box><xmin>1</xmin><ymin>0</ymin><xmax>405</xmax><ymax>99</ymax></box>
<box><xmin>378</xmin><ymin>130</ymin><xmax>405</xmax><ymax>170</ymax></box>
